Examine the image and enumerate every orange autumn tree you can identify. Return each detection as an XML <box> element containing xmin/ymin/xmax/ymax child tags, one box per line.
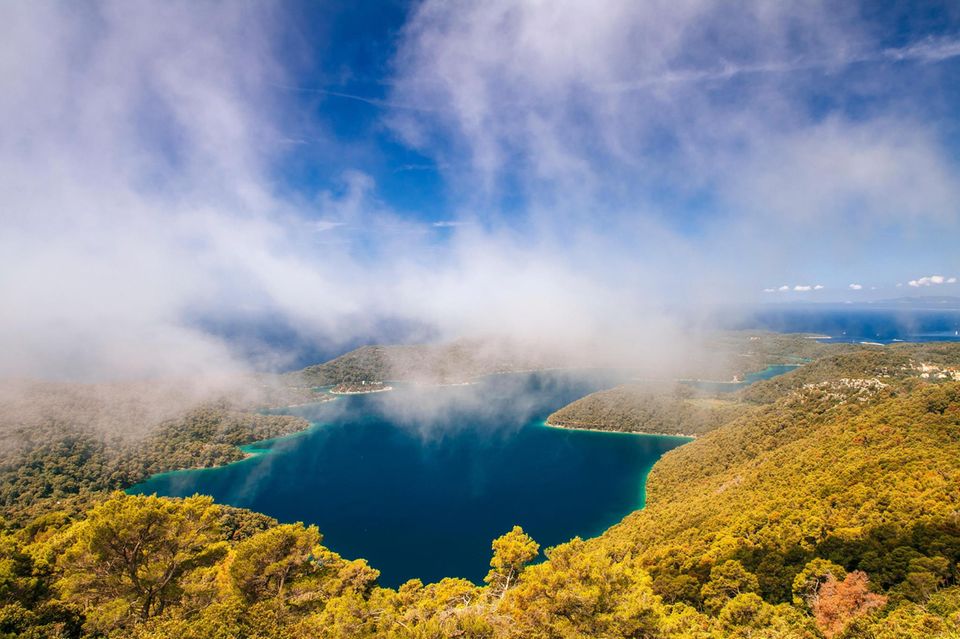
<box><xmin>809</xmin><ymin>570</ymin><xmax>887</xmax><ymax>638</ymax></box>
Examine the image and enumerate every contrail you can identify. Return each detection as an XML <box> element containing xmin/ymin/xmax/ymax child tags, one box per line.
<box><xmin>598</xmin><ymin>35</ymin><xmax>960</xmax><ymax>93</ymax></box>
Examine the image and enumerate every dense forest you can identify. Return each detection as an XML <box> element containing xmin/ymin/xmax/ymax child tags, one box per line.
<box><xmin>293</xmin><ymin>340</ymin><xmax>561</xmax><ymax>386</ymax></box>
<box><xmin>546</xmin><ymin>342</ymin><xmax>960</xmax><ymax>438</ymax></box>
<box><xmin>0</xmin><ymin>378</ymin><xmax>317</xmax><ymax>524</ymax></box>
<box><xmin>2</xmin><ymin>339</ymin><xmax>960</xmax><ymax>637</ymax></box>
<box><xmin>547</xmin><ymin>384</ymin><xmax>750</xmax><ymax>436</ymax></box>
<box><xmin>0</xmin><ymin>405</ymin><xmax>310</xmax><ymax>524</ymax></box>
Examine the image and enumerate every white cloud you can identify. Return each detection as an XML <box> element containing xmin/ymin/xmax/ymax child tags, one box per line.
<box><xmin>393</xmin><ymin>2</ymin><xmax>960</xmax><ymax>228</ymax></box>
<box><xmin>949</xmin><ymin>277</ymin><xmax>958</xmax><ymax>284</ymax></box>
<box><xmin>0</xmin><ymin>3</ymin><xmax>699</xmax><ymax>380</ymax></box>
<box><xmin>909</xmin><ymin>275</ymin><xmax>950</xmax><ymax>287</ymax></box>
<box><xmin>390</xmin><ymin>0</ymin><xmax>960</xmax><ymax>315</ymax></box>
<box><xmin>814</xmin><ymin>284</ymin><xmax>824</xmax><ymax>290</ymax></box>
<box><xmin>3</xmin><ymin>1</ymin><xmax>960</xmax><ymax>382</ymax></box>
<box><xmin>849</xmin><ymin>283</ymin><xmax>863</xmax><ymax>290</ymax></box>
<box><xmin>762</xmin><ymin>288</ymin><xmax>776</xmax><ymax>293</ymax></box>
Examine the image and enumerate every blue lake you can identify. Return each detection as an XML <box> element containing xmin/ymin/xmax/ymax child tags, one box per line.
<box><xmin>130</xmin><ymin>371</ymin><xmax>690</xmax><ymax>587</ymax></box>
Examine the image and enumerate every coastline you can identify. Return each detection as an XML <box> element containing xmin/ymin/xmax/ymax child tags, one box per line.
<box><xmin>677</xmin><ymin>363</ymin><xmax>802</xmax><ymax>386</ymax></box>
<box><xmin>542</xmin><ymin>419</ymin><xmax>697</xmax><ymax>440</ymax></box>
<box><xmin>274</xmin><ymin>396</ymin><xmax>338</xmax><ymax>409</ymax></box>
<box><xmin>128</xmin><ymin>401</ymin><xmax>331</xmax><ymax>491</ymax></box>
<box><xmin>329</xmin><ymin>385</ymin><xmax>394</xmax><ymax>395</ymax></box>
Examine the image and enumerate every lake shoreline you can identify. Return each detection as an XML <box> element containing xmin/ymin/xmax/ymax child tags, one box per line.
<box><xmin>542</xmin><ymin>419</ymin><xmax>697</xmax><ymax>439</ymax></box>
<box><xmin>127</xmin><ymin>370</ymin><xmax>691</xmax><ymax>586</ymax></box>
<box><xmin>329</xmin><ymin>386</ymin><xmax>394</xmax><ymax>395</ymax></box>
<box><xmin>127</xmin><ymin>407</ymin><xmax>330</xmax><ymax>488</ymax></box>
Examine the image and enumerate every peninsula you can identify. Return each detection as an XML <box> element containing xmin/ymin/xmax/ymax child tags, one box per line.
<box><xmin>330</xmin><ymin>381</ymin><xmax>393</xmax><ymax>394</ymax></box>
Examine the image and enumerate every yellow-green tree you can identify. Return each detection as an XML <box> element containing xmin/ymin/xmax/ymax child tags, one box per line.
<box><xmin>228</xmin><ymin>523</ymin><xmax>322</xmax><ymax>603</ymax></box>
<box><xmin>55</xmin><ymin>493</ymin><xmax>225</xmax><ymax>632</ymax></box>
<box><xmin>502</xmin><ymin>539</ymin><xmax>664</xmax><ymax>638</ymax></box>
<box><xmin>485</xmin><ymin>526</ymin><xmax>539</xmax><ymax>598</ymax></box>
<box><xmin>701</xmin><ymin>560</ymin><xmax>760</xmax><ymax>615</ymax></box>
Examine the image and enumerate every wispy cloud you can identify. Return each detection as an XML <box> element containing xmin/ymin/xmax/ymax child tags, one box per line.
<box><xmin>542</xmin><ymin>38</ymin><xmax>960</xmax><ymax>95</ymax></box>
<box><xmin>390</xmin><ymin>1</ymin><xmax>960</xmax><ymax>300</ymax></box>
<box><xmin>273</xmin><ymin>83</ymin><xmax>440</xmax><ymax>113</ymax></box>
<box><xmin>884</xmin><ymin>36</ymin><xmax>960</xmax><ymax>63</ymax></box>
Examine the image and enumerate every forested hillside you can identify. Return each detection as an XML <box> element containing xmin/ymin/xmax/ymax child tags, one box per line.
<box><xmin>0</xmin><ymin>378</ymin><xmax>316</xmax><ymax>523</ymax></box>
<box><xmin>740</xmin><ymin>343</ymin><xmax>960</xmax><ymax>404</ymax></box>
<box><xmin>547</xmin><ymin>384</ymin><xmax>750</xmax><ymax>436</ymax></box>
<box><xmin>547</xmin><ymin>342</ymin><xmax>960</xmax><ymax>439</ymax></box>
<box><xmin>1</xmin><ymin>343</ymin><xmax>959</xmax><ymax>637</ymax></box>
<box><xmin>293</xmin><ymin>340</ymin><xmax>559</xmax><ymax>386</ymax></box>
<box><xmin>0</xmin><ymin>406</ymin><xmax>309</xmax><ymax>522</ymax></box>
<box><xmin>609</xmin><ymin>376</ymin><xmax>960</xmax><ymax>608</ymax></box>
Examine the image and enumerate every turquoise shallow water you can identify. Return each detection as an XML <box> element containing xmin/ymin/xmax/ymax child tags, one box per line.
<box><xmin>130</xmin><ymin>371</ymin><xmax>691</xmax><ymax>587</ymax></box>
<box><xmin>683</xmin><ymin>364</ymin><xmax>800</xmax><ymax>394</ymax></box>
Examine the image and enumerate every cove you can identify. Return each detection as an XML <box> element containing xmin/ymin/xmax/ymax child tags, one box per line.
<box><xmin>130</xmin><ymin>371</ymin><xmax>690</xmax><ymax>587</ymax></box>
<box><xmin>683</xmin><ymin>364</ymin><xmax>801</xmax><ymax>394</ymax></box>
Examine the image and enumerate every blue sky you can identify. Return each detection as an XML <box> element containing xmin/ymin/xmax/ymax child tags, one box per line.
<box><xmin>1</xmin><ymin>1</ymin><xmax>959</xmax><ymax>377</ymax></box>
<box><xmin>279</xmin><ymin>2</ymin><xmax>959</xmax><ymax>239</ymax></box>
<box><xmin>279</xmin><ymin>0</ymin><xmax>960</xmax><ymax>292</ymax></box>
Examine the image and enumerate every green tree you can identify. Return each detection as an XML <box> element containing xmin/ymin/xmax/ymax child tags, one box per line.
<box><xmin>0</xmin><ymin>533</ymin><xmax>40</xmax><ymax>607</ymax></box>
<box><xmin>701</xmin><ymin>560</ymin><xmax>760</xmax><ymax>615</ymax></box>
<box><xmin>899</xmin><ymin>556</ymin><xmax>951</xmax><ymax>602</ymax></box>
<box><xmin>228</xmin><ymin>523</ymin><xmax>322</xmax><ymax>603</ymax></box>
<box><xmin>716</xmin><ymin>592</ymin><xmax>773</xmax><ymax>633</ymax></box>
<box><xmin>55</xmin><ymin>493</ymin><xmax>225</xmax><ymax>632</ymax></box>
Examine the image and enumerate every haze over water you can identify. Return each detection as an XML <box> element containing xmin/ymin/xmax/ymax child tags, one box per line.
<box><xmin>131</xmin><ymin>371</ymin><xmax>689</xmax><ymax>586</ymax></box>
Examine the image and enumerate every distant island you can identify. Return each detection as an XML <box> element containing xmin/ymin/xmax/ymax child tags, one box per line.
<box><xmin>290</xmin><ymin>338</ymin><xmax>563</xmax><ymax>387</ymax></box>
